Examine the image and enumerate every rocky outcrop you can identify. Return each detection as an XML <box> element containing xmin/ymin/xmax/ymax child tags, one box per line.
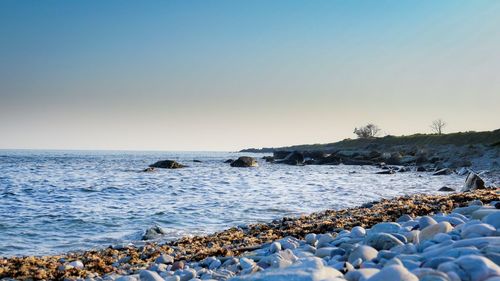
<box><xmin>230</xmin><ymin>156</ymin><xmax>258</xmax><ymax>167</ymax></box>
<box><xmin>277</xmin><ymin>151</ymin><xmax>304</xmax><ymax>165</ymax></box>
<box><xmin>149</xmin><ymin>160</ymin><xmax>186</xmax><ymax>169</ymax></box>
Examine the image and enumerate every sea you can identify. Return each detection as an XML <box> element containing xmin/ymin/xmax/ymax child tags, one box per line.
<box><xmin>0</xmin><ymin>150</ymin><xmax>466</xmax><ymax>257</ymax></box>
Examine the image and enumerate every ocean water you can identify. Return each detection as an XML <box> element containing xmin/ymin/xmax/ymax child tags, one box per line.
<box><xmin>0</xmin><ymin>150</ymin><xmax>466</xmax><ymax>257</ymax></box>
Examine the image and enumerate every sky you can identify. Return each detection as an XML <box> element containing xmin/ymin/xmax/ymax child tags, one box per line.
<box><xmin>1</xmin><ymin>0</ymin><xmax>499</xmax><ymax>151</ymax></box>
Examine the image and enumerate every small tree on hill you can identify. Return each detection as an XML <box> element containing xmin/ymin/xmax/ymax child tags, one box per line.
<box><xmin>353</xmin><ymin>123</ymin><xmax>381</xmax><ymax>139</ymax></box>
<box><xmin>431</xmin><ymin>119</ymin><xmax>446</xmax><ymax>135</ymax></box>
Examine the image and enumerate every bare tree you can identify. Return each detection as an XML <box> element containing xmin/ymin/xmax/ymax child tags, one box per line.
<box><xmin>353</xmin><ymin>123</ymin><xmax>381</xmax><ymax>139</ymax></box>
<box><xmin>431</xmin><ymin>119</ymin><xmax>446</xmax><ymax>135</ymax></box>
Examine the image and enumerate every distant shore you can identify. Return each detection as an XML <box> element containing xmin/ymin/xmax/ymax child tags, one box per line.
<box><xmin>1</xmin><ymin>188</ymin><xmax>498</xmax><ymax>280</ymax></box>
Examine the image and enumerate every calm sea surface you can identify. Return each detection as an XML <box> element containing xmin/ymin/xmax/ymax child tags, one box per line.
<box><xmin>0</xmin><ymin>150</ymin><xmax>465</xmax><ymax>257</ymax></box>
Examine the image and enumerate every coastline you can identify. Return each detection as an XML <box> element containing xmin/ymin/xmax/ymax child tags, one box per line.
<box><xmin>1</xmin><ymin>188</ymin><xmax>498</xmax><ymax>280</ymax></box>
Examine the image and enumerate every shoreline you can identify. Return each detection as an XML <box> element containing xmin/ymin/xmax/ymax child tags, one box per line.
<box><xmin>0</xmin><ymin>188</ymin><xmax>498</xmax><ymax>280</ymax></box>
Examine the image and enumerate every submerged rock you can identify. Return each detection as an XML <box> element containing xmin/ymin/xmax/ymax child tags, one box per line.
<box><xmin>149</xmin><ymin>160</ymin><xmax>186</xmax><ymax>169</ymax></box>
<box><xmin>230</xmin><ymin>156</ymin><xmax>258</xmax><ymax>167</ymax></box>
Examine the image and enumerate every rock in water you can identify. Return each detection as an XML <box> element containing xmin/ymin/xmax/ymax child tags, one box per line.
<box><xmin>462</xmin><ymin>172</ymin><xmax>486</xmax><ymax>191</ymax></box>
<box><xmin>224</xmin><ymin>159</ymin><xmax>234</xmax><ymax>163</ymax></box>
<box><xmin>230</xmin><ymin>156</ymin><xmax>258</xmax><ymax>167</ymax></box>
<box><xmin>142</xmin><ymin>167</ymin><xmax>156</xmax><ymax>172</ymax></box>
<box><xmin>142</xmin><ymin>225</ymin><xmax>167</xmax><ymax>240</ymax></box>
<box><xmin>279</xmin><ymin>151</ymin><xmax>304</xmax><ymax>165</ymax></box>
<box><xmin>438</xmin><ymin>186</ymin><xmax>455</xmax><ymax>192</ymax></box>
<box><xmin>149</xmin><ymin>160</ymin><xmax>186</xmax><ymax>169</ymax></box>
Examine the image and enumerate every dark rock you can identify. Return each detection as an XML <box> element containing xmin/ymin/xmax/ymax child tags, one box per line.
<box><xmin>262</xmin><ymin>156</ymin><xmax>274</xmax><ymax>162</ymax></box>
<box><xmin>376</xmin><ymin>170</ymin><xmax>395</xmax><ymax>175</ymax></box>
<box><xmin>273</xmin><ymin>151</ymin><xmax>291</xmax><ymax>160</ymax></box>
<box><xmin>193</xmin><ymin>160</ymin><xmax>202</xmax><ymax>163</ymax></box>
<box><xmin>279</xmin><ymin>151</ymin><xmax>304</xmax><ymax>165</ymax></box>
<box><xmin>433</xmin><ymin>168</ymin><xmax>453</xmax><ymax>176</ymax></box>
<box><xmin>142</xmin><ymin>225</ymin><xmax>167</xmax><ymax>240</ymax></box>
<box><xmin>303</xmin><ymin>151</ymin><xmax>328</xmax><ymax>159</ymax></box>
<box><xmin>416</xmin><ymin>166</ymin><xmax>427</xmax><ymax>172</ymax></box>
<box><xmin>341</xmin><ymin>159</ymin><xmax>374</xmax><ymax>166</ymax></box>
<box><xmin>438</xmin><ymin>186</ymin><xmax>455</xmax><ymax>192</ymax></box>
<box><xmin>462</xmin><ymin>173</ymin><xmax>485</xmax><ymax>192</ymax></box>
<box><xmin>149</xmin><ymin>160</ymin><xmax>186</xmax><ymax>169</ymax></box>
<box><xmin>304</xmin><ymin>159</ymin><xmax>316</xmax><ymax>165</ymax></box>
<box><xmin>143</xmin><ymin>167</ymin><xmax>156</xmax><ymax>172</ymax></box>
<box><xmin>230</xmin><ymin>156</ymin><xmax>258</xmax><ymax>167</ymax></box>
<box><xmin>224</xmin><ymin>159</ymin><xmax>234</xmax><ymax>163</ymax></box>
<box><xmin>385</xmin><ymin>152</ymin><xmax>402</xmax><ymax>165</ymax></box>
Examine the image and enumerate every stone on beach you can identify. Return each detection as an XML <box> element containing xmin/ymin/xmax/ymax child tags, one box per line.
<box><xmin>155</xmin><ymin>254</ymin><xmax>174</xmax><ymax>264</ymax></box>
<box><xmin>365</xmin><ymin>265</ymin><xmax>418</xmax><ymax>281</ymax></box>
<box><xmin>348</xmin><ymin>245</ymin><xmax>378</xmax><ymax>264</ymax></box>
<box><xmin>418</xmin><ymin>222</ymin><xmax>453</xmax><ymax>242</ymax></box>
<box><xmin>365</xmin><ymin>233</ymin><xmax>404</xmax><ymax>250</ymax></box>
<box><xmin>139</xmin><ymin>270</ymin><xmax>165</xmax><ymax>281</ymax></box>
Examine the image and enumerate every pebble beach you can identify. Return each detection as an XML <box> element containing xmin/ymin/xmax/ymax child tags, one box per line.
<box><xmin>1</xmin><ymin>188</ymin><xmax>498</xmax><ymax>281</ymax></box>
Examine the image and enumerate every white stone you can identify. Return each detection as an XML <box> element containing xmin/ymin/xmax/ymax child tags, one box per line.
<box><xmin>348</xmin><ymin>246</ymin><xmax>378</xmax><ymax>264</ymax></box>
<box><xmin>345</xmin><ymin>268</ymin><xmax>380</xmax><ymax>281</ymax></box>
<box><xmin>483</xmin><ymin>211</ymin><xmax>500</xmax><ymax>228</ymax></box>
<box><xmin>305</xmin><ymin>233</ymin><xmax>317</xmax><ymax>245</ymax></box>
<box><xmin>69</xmin><ymin>260</ymin><xmax>84</xmax><ymax>269</ymax></box>
<box><xmin>270</xmin><ymin>242</ymin><xmax>282</xmax><ymax>253</ymax></box>
<box><xmin>461</xmin><ymin>223</ymin><xmax>496</xmax><ymax>239</ymax></box>
<box><xmin>365</xmin><ymin>265</ymin><xmax>418</xmax><ymax>281</ymax></box>
<box><xmin>139</xmin><ymin>270</ymin><xmax>165</xmax><ymax>281</ymax></box>
<box><xmin>418</xmin><ymin>222</ymin><xmax>453</xmax><ymax>242</ymax></box>
<box><xmin>351</xmin><ymin>226</ymin><xmax>366</xmax><ymax>238</ymax></box>
<box><xmin>156</xmin><ymin>254</ymin><xmax>174</xmax><ymax>264</ymax></box>
<box><xmin>239</xmin><ymin>257</ymin><xmax>256</xmax><ymax>270</ymax></box>
<box><xmin>369</xmin><ymin>222</ymin><xmax>400</xmax><ymax>234</ymax></box>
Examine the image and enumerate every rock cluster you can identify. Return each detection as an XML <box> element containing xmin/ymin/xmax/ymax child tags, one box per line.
<box><xmin>0</xmin><ymin>189</ymin><xmax>498</xmax><ymax>280</ymax></box>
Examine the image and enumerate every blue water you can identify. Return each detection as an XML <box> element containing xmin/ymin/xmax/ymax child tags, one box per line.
<box><xmin>0</xmin><ymin>150</ymin><xmax>465</xmax><ymax>257</ymax></box>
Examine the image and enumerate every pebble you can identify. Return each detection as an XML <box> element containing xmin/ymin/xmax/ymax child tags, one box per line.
<box><xmin>483</xmin><ymin>211</ymin><xmax>500</xmax><ymax>228</ymax></box>
<box><xmin>365</xmin><ymin>233</ymin><xmax>404</xmax><ymax>250</ymax></box>
<box><xmin>418</xmin><ymin>221</ymin><xmax>454</xmax><ymax>242</ymax></box>
<box><xmin>69</xmin><ymin>260</ymin><xmax>84</xmax><ymax>269</ymax></box>
<box><xmin>418</xmin><ymin>216</ymin><xmax>438</xmax><ymax>229</ymax></box>
<box><xmin>155</xmin><ymin>254</ymin><xmax>174</xmax><ymax>264</ymax></box>
<box><xmin>364</xmin><ymin>265</ymin><xmax>418</xmax><ymax>281</ymax></box>
<box><xmin>370</xmin><ymin>222</ymin><xmax>400</xmax><ymax>234</ymax></box>
<box><xmin>305</xmin><ymin>233</ymin><xmax>317</xmax><ymax>245</ymax></box>
<box><xmin>350</xmin><ymin>226</ymin><xmax>366</xmax><ymax>238</ymax></box>
<box><xmin>139</xmin><ymin>270</ymin><xmax>165</xmax><ymax>281</ymax></box>
<box><xmin>348</xmin><ymin>246</ymin><xmax>378</xmax><ymax>264</ymax></box>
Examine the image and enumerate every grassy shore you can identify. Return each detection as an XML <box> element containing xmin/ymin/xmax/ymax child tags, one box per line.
<box><xmin>0</xmin><ymin>189</ymin><xmax>498</xmax><ymax>280</ymax></box>
<box><xmin>241</xmin><ymin>129</ymin><xmax>500</xmax><ymax>153</ymax></box>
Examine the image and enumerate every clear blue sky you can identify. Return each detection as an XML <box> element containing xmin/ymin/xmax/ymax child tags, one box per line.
<box><xmin>1</xmin><ymin>0</ymin><xmax>499</xmax><ymax>150</ymax></box>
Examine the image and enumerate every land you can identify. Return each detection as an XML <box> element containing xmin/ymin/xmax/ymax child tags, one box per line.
<box><xmin>0</xmin><ymin>189</ymin><xmax>498</xmax><ymax>280</ymax></box>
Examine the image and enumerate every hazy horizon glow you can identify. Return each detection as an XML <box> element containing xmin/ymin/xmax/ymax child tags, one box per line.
<box><xmin>1</xmin><ymin>0</ymin><xmax>500</xmax><ymax>151</ymax></box>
